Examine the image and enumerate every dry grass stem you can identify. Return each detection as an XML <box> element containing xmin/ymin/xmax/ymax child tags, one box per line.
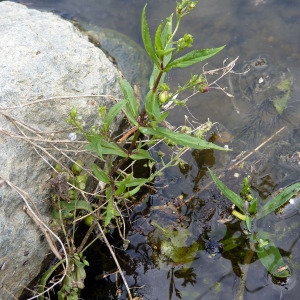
<box><xmin>0</xmin><ymin>176</ymin><xmax>68</xmax><ymax>300</ymax></box>
<box><xmin>96</xmin><ymin>222</ymin><xmax>133</xmax><ymax>300</ymax></box>
<box><xmin>0</xmin><ymin>94</ymin><xmax>120</xmax><ymax>110</ymax></box>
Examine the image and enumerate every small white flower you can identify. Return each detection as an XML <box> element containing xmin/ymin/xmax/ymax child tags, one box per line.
<box><xmin>69</xmin><ymin>132</ymin><xmax>77</xmax><ymax>141</ymax></box>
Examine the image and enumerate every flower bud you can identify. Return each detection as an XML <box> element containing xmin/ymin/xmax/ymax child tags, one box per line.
<box><xmin>188</xmin><ymin>1</ymin><xmax>197</xmax><ymax>10</ymax></box>
<box><xmin>69</xmin><ymin>107</ymin><xmax>77</xmax><ymax>118</ymax></box>
<box><xmin>158</xmin><ymin>91</ymin><xmax>169</xmax><ymax>104</ymax></box>
<box><xmin>199</xmin><ymin>84</ymin><xmax>209</xmax><ymax>93</ymax></box>
<box><xmin>178</xmin><ymin>33</ymin><xmax>193</xmax><ymax>51</ymax></box>
<box><xmin>71</xmin><ymin>160</ymin><xmax>83</xmax><ymax>175</ymax></box>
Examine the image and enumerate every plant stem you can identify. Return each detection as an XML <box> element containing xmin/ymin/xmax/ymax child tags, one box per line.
<box><xmin>96</xmin><ymin>222</ymin><xmax>133</xmax><ymax>300</ymax></box>
<box><xmin>76</xmin><ymin>221</ymin><xmax>96</xmax><ymax>254</ymax></box>
<box><xmin>236</xmin><ymin>247</ymin><xmax>255</xmax><ymax>300</ymax></box>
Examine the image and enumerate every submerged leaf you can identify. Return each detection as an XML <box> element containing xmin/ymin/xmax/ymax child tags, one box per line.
<box><xmin>257</xmin><ymin>182</ymin><xmax>300</xmax><ymax>220</ymax></box>
<box><xmin>208</xmin><ymin>168</ymin><xmax>245</xmax><ymax>212</ymax></box>
<box><xmin>256</xmin><ymin>238</ymin><xmax>289</xmax><ymax>278</ymax></box>
<box><xmin>273</xmin><ymin>78</ymin><xmax>292</xmax><ymax>115</ymax></box>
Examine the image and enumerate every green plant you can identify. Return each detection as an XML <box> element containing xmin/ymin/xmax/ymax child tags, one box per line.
<box><xmin>208</xmin><ymin>168</ymin><xmax>300</xmax><ymax>279</ymax></box>
<box><xmin>38</xmin><ymin>1</ymin><xmax>231</xmax><ymax>299</ymax></box>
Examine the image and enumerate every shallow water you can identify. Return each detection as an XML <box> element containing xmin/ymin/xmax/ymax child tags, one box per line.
<box><xmin>11</xmin><ymin>0</ymin><xmax>300</xmax><ymax>299</ymax></box>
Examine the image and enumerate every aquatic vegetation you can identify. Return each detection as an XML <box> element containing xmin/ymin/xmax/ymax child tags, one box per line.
<box><xmin>150</xmin><ymin>221</ymin><xmax>199</xmax><ymax>265</ymax></box>
<box><xmin>208</xmin><ymin>168</ymin><xmax>300</xmax><ymax>279</ymax></box>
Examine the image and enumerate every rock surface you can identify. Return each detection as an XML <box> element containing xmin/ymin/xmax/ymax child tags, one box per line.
<box><xmin>0</xmin><ymin>1</ymin><xmax>125</xmax><ymax>298</ymax></box>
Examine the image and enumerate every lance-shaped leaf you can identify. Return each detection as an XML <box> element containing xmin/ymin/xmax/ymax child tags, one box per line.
<box><xmin>145</xmin><ymin>90</ymin><xmax>161</xmax><ymax>121</ymax></box>
<box><xmin>87</xmin><ymin>135</ymin><xmax>128</xmax><ymax>158</ymax></box>
<box><xmin>92</xmin><ymin>163</ymin><xmax>110</xmax><ymax>184</ymax></box>
<box><xmin>142</xmin><ymin>4</ymin><xmax>159</xmax><ymax>66</ymax></box>
<box><xmin>256</xmin><ymin>182</ymin><xmax>300</xmax><ymax>220</ymax></box>
<box><xmin>123</xmin><ymin>179</ymin><xmax>148</xmax><ymax>198</ymax></box>
<box><xmin>161</xmin><ymin>14</ymin><xmax>173</xmax><ymax>65</ymax></box>
<box><xmin>140</xmin><ymin>126</ymin><xmax>228</xmax><ymax>151</ymax></box>
<box><xmin>208</xmin><ymin>168</ymin><xmax>245</xmax><ymax>212</ymax></box>
<box><xmin>118</xmin><ymin>77</ymin><xmax>139</xmax><ymax>126</ymax></box>
<box><xmin>86</xmin><ymin>136</ymin><xmax>104</xmax><ymax>159</ymax></box>
<box><xmin>165</xmin><ymin>46</ymin><xmax>225</xmax><ymax>71</ymax></box>
<box><xmin>115</xmin><ymin>173</ymin><xmax>134</xmax><ymax>197</ymax></box>
<box><xmin>129</xmin><ymin>149</ymin><xmax>155</xmax><ymax>161</ymax></box>
<box><xmin>256</xmin><ymin>238</ymin><xmax>289</xmax><ymax>278</ymax></box>
<box><xmin>155</xmin><ymin>22</ymin><xmax>164</xmax><ymax>57</ymax></box>
<box><xmin>103</xmin><ymin>100</ymin><xmax>126</xmax><ymax>132</ymax></box>
<box><xmin>100</xmin><ymin>139</ymin><xmax>128</xmax><ymax>157</ymax></box>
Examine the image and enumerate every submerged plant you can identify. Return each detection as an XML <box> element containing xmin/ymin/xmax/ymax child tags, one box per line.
<box><xmin>208</xmin><ymin>168</ymin><xmax>300</xmax><ymax>279</ymax></box>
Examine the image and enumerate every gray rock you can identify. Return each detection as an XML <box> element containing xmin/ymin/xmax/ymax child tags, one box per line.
<box><xmin>0</xmin><ymin>1</ymin><xmax>126</xmax><ymax>298</ymax></box>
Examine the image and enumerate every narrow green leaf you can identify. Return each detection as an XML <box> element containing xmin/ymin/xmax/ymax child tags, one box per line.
<box><xmin>73</xmin><ymin>200</ymin><xmax>93</xmax><ymax>212</ymax></box>
<box><xmin>256</xmin><ymin>239</ymin><xmax>289</xmax><ymax>278</ymax></box>
<box><xmin>208</xmin><ymin>168</ymin><xmax>245</xmax><ymax>212</ymax></box>
<box><xmin>257</xmin><ymin>182</ymin><xmax>300</xmax><ymax>220</ymax></box>
<box><xmin>52</xmin><ymin>200</ymin><xmax>94</xmax><ymax>220</ymax></box>
<box><xmin>124</xmin><ymin>184</ymin><xmax>147</xmax><ymax>198</ymax></box>
<box><xmin>92</xmin><ymin>163</ymin><xmax>110</xmax><ymax>184</ymax></box>
<box><xmin>156</xmin><ymin>48</ymin><xmax>176</xmax><ymax>57</ymax></box>
<box><xmin>140</xmin><ymin>126</ymin><xmax>228</xmax><ymax>151</ymax></box>
<box><xmin>104</xmin><ymin>187</ymin><xmax>120</xmax><ymax>227</ymax></box>
<box><xmin>165</xmin><ymin>46</ymin><xmax>225</xmax><ymax>71</ymax></box>
<box><xmin>125</xmin><ymin>178</ymin><xmax>148</xmax><ymax>187</ymax></box>
<box><xmin>115</xmin><ymin>181</ymin><xmax>126</xmax><ymax>197</ymax></box>
<box><xmin>115</xmin><ymin>175</ymin><xmax>148</xmax><ymax>197</ymax></box>
<box><xmin>130</xmin><ymin>149</ymin><xmax>154</xmax><ymax>161</ymax></box>
<box><xmin>38</xmin><ymin>260</ymin><xmax>65</xmax><ymax>299</ymax></box>
<box><xmin>105</xmin><ymin>196</ymin><xmax>114</xmax><ymax>227</ymax></box>
<box><xmin>103</xmin><ymin>100</ymin><xmax>126</xmax><ymax>132</ymax></box>
<box><xmin>141</xmin><ymin>4</ymin><xmax>159</xmax><ymax>66</ymax></box>
<box><xmin>100</xmin><ymin>140</ymin><xmax>128</xmax><ymax>157</ymax></box>
<box><xmin>118</xmin><ymin>77</ymin><xmax>139</xmax><ymax>126</ymax></box>
<box><xmin>161</xmin><ymin>14</ymin><xmax>173</xmax><ymax>66</ymax></box>
<box><xmin>86</xmin><ymin>136</ymin><xmax>103</xmax><ymax>159</ymax></box>
<box><xmin>246</xmin><ymin>216</ymin><xmax>252</xmax><ymax>231</ymax></box>
<box><xmin>145</xmin><ymin>90</ymin><xmax>161</xmax><ymax>120</ymax></box>
<box><xmin>149</xmin><ymin>111</ymin><xmax>169</xmax><ymax>127</ymax></box>
<box><xmin>249</xmin><ymin>199</ymin><xmax>257</xmax><ymax>215</ymax></box>
<box><xmin>155</xmin><ymin>22</ymin><xmax>164</xmax><ymax>56</ymax></box>
<box><xmin>115</xmin><ymin>173</ymin><xmax>134</xmax><ymax>197</ymax></box>
<box><xmin>161</xmin><ymin>14</ymin><xmax>173</xmax><ymax>47</ymax></box>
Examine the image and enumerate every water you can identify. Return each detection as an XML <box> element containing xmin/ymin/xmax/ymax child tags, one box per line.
<box><xmin>11</xmin><ymin>0</ymin><xmax>300</xmax><ymax>299</ymax></box>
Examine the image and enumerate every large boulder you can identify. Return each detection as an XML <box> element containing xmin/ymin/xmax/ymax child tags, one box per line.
<box><xmin>0</xmin><ymin>1</ymin><xmax>125</xmax><ymax>298</ymax></box>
